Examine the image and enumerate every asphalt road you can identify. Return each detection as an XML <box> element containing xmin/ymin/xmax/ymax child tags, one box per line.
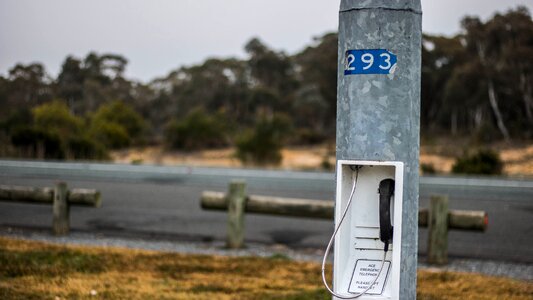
<box><xmin>0</xmin><ymin>160</ymin><xmax>532</xmax><ymax>263</ymax></box>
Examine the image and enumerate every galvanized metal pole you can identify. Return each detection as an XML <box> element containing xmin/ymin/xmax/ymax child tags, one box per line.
<box><xmin>337</xmin><ymin>1</ymin><xmax>422</xmax><ymax>299</ymax></box>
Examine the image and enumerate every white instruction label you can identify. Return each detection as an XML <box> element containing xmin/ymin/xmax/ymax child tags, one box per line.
<box><xmin>348</xmin><ymin>259</ymin><xmax>391</xmax><ymax>295</ymax></box>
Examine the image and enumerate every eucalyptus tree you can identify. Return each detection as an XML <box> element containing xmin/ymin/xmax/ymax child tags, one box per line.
<box><xmin>458</xmin><ymin>7</ymin><xmax>533</xmax><ymax>140</ymax></box>
<box><xmin>294</xmin><ymin>32</ymin><xmax>337</xmax><ymax>135</ymax></box>
<box><xmin>58</xmin><ymin>52</ymin><xmax>131</xmax><ymax>115</ymax></box>
<box><xmin>6</xmin><ymin>63</ymin><xmax>54</xmax><ymax>114</ymax></box>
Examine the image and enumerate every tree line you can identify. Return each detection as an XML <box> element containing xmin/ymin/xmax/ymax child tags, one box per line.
<box><xmin>0</xmin><ymin>7</ymin><xmax>531</xmax><ymax>164</ymax></box>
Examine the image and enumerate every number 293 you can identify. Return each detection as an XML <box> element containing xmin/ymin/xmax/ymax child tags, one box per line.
<box><xmin>344</xmin><ymin>49</ymin><xmax>397</xmax><ymax>75</ymax></box>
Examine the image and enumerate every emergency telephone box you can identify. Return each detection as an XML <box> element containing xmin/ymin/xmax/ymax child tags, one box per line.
<box><xmin>332</xmin><ymin>160</ymin><xmax>404</xmax><ymax>299</ymax></box>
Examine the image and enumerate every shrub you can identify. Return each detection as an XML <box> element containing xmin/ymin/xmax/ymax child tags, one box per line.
<box><xmin>165</xmin><ymin>108</ymin><xmax>227</xmax><ymax>151</ymax></box>
<box><xmin>421</xmin><ymin>163</ymin><xmax>436</xmax><ymax>174</ymax></box>
<box><xmin>321</xmin><ymin>156</ymin><xmax>333</xmax><ymax>171</ymax></box>
<box><xmin>0</xmin><ymin>108</ymin><xmax>33</xmax><ymax>135</ymax></box>
<box><xmin>235</xmin><ymin>114</ymin><xmax>291</xmax><ymax>165</ymax></box>
<box><xmin>32</xmin><ymin>100</ymin><xmax>83</xmax><ymax>136</ymax></box>
<box><xmin>91</xmin><ymin>100</ymin><xmax>147</xmax><ymax>144</ymax></box>
<box><xmin>11</xmin><ymin>126</ymin><xmax>64</xmax><ymax>159</ymax></box>
<box><xmin>66</xmin><ymin>136</ymin><xmax>108</xmax><ymax>160</ymax></box>
<box><xmin>7</xmin><ymin>102</ymin><xmax>112</xmax><ymax>160</ymax></box>
<box><xmin>5</xmin><ymin>101</ymin><xmax>113</xmax><ymax>160</ymax></box>
<box><xmin>451</xmin><ymin>149</ymin><xmax>503</xmax><ymax>175</ymax></box>
<box><xmin>89</xmin><ymin>120</ymin><xmax>131</xmax><ymax>149</ymax></box>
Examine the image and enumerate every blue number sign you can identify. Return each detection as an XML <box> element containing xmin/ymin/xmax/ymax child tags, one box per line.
<box><xmin>344</xmin><ymin>49</ymin><xmax>397</xmax><ymax>75</ymax></box>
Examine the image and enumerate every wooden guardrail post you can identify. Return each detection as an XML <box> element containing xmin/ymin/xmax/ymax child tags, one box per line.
<box><xmin>0</xmin><ymin>185</ymin><xmax>101</xmax><ymax>207</ymax></box>
<box><xmin>201</xmin><ymin>191</ymin><xmax>487</xmax><ymax>230</ymax></box>
<box><xmin>201</xmin><ymin>188</ymin><xmax>487</xmax><ymax>264</ymax></box>
<box><xmin>0</xmin><ymin>184</ymin><xmax>101</xmax><ymax>235</ymax></box>
<box><xmin>53</xmin><ymin>181</ymin><xmax>69</xmax><ymax>235</ymax></box>
<box><xmin>428</xmin><ymin>195</ymin><xmax>449</xmax><ymax>264</ymax></box>
<box><xmin>226</xmin><ymin>180</ymin><xmax>246</xmax><ymax>249</ymax></box>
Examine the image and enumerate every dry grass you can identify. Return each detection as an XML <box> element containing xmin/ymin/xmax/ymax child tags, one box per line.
<box><xmin>111</xmin><ymin>142</ymin><xmax>533</xmax><ymax>176</ymax></box>
<box><xmin>0</xmin><ymin>237</ymin><xmax>328</xmax><ymax>299</ymax></box>
<box><xmin>1</xmin><ymin>237</ymin><xmax>532</xmax><ymax>299</ymax></box>
<box><xmin>111</xmin><ymin>145</ymin><xmax>334</xmax><ymax>171</ymax></box>
<box><xmin>418</xmin><ymin>270</ymin><xmax>533</xmax><ymax>300</ymax></box>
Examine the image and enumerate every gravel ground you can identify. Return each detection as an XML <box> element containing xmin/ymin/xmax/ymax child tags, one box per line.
<box><xmin>1</xmin><ymin>226</ymin><xmax>531</xmax><ymax>281</ymax></box>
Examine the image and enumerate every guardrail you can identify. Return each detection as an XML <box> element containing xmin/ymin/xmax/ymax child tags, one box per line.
<box><xmin>201</xmin><ymin>180</ymin><xmax>488</xmax><ymax>265</ymax></box>
<box><xmin>0</xmin><ymin>182</ymin><xmax>101</xmax><ymax>235</ymax></box>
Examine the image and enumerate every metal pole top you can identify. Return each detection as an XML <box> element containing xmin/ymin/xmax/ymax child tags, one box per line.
<box><xmin>340</xmin><ymin>0</ymin><xmax>421</xmax><ymax>13</ymax></box>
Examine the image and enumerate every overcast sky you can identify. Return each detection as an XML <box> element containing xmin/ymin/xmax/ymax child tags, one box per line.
<box><xmin>1</xmin><ymin>0</ymin><xmax>531</xmax><ymax>82</ymax></box>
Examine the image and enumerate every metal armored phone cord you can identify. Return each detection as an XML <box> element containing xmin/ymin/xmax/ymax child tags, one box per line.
<box><xmin>321</xmin><ymin>167</ymin><xmax>388</xmax><ymax>299</ymax></box>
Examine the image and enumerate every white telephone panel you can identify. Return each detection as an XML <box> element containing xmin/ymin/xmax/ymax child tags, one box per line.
<box><xmin>333</xmin><ymin>160</ymin><xmax>404</xmax><ymax>299</ymax></box>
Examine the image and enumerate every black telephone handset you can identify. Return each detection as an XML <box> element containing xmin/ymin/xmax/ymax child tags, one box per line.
<box><xmin>378</xmin><ymin>178</ymin><xmax>395</xmax><ymax>249</ymax></box>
